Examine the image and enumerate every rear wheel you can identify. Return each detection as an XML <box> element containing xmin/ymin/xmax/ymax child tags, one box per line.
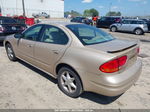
<box><xmin>110</xmin><ymin>26</ymin><xmax>117</xmax><ymax>32</ymax></box>
<box><xmin>134</xmin><ymin>28</ymin><xmax>143</xmax><ymax>35</ymax></box>
<box><xmin>58</xmin><ymin>67</ymin><xmax>83</xmax><ymax>98</ymax></box>
<box><xmin>5</xmin><ymin>43</ymin><xmax>17</xmax><ymax>61</ymax></box>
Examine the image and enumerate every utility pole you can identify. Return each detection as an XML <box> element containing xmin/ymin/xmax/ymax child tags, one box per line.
<box><xmin>22</xmin><ymin>0</ymin><xmax>26</xmax><ymax>17</ymax></box>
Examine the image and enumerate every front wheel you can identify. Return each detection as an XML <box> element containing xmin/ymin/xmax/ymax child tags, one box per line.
<box><xmin>58</xmin><ymin>67</ymin><xmax>83</xmax><ymax>98</ymax></box>
<box><xmin>5</xmin><ymin>43</ymin><xmax>17</xmax><ymax>61</ymax></box>
<box><xmin>110</xmin><ymin>26</ymin><xmax>117</xmax><ymax>32</ymax></box>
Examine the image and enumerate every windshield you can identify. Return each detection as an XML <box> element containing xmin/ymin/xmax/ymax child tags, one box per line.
<box><xmin>66</xmin><ymin>24</ymin><xmax>115</xmax><ymax>45</ymax></box>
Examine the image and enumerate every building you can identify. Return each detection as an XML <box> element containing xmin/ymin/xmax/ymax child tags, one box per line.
<box><xmin>0</xmin><ymin>0</ymin><xmax>64</xmax><ymax>18</ymax></box>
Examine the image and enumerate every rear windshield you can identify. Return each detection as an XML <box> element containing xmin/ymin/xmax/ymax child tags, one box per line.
<box><xmin>66</xmin><ymin>24</ymin><xmax>115</xmax><ymax>45</ymax></box>
<box><xmin>0</xmin><ymin>18</ymin><xmax>17</xmax><ymax>24</ymax></box>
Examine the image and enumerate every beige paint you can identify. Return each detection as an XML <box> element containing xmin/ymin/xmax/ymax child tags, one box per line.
<box><xmin>4</xmin><ymin>23</ymin><xmax>142</xmax><ymax>96</ymax></box>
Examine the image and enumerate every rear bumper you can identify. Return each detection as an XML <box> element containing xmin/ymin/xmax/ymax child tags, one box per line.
<box><xmin>143</xmin><ymin>28</ymin><xmax>149</xmax><ymax>33</ymax></box>
<box><xmin>82</xmin><ymin>58</ymin><xmax>142</xmax><ymax>96</ymax></box>
<box><xmin>0</xmin><ymin>35</ymin><xmax>6</xmax><ymax>42</ymax></box>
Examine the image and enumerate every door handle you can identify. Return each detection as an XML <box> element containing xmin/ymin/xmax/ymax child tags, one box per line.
<box><xmin>27</xmin><ymin>44</ymin><xmax>33</xmax><ymax>47</ymax></box>
<box><xmin>52</xmin><ymin>50</ymin><xmax>59</xmax><ymax>54</ymax></box>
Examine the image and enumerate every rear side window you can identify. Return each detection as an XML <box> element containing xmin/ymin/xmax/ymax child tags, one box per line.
<box><xmin>40</xmin><ymin>25</ymin><xmax>68</xmax><ymax>45</ymax></box>
<box><xmin>131</xmin><ymin>21</ymin><xmax>145</xmax><ymax>24</ymax></box>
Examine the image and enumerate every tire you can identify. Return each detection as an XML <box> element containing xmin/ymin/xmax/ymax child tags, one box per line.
<box><xmin>134</xmin><ymin>28</ymin><xmax>143</xmax><ymax>35</ymax></box>
<box><xmin>57</xmin><ymin>67</ymin><xmax>83</xmax><ymax>98</ymax></box>
<box><xmin>110</xmin><ymin>26</ymin><xmax>117</xmax><ymax>32</ymax></box>
<box><xmin>5</xmin><ymin>43</ymin><xmax>17</xmax><ymax>61</ymax></box>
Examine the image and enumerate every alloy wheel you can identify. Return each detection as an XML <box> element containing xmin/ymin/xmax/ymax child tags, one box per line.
<box><xmin>7</xmin><ymin>46</ymin><xmax>14</xmax><ymax>59</ymax></box>
<box><xmin>135</xmin><ymin>29</ymin><xmax>142</xmax><ymax>35</ymax></box>
<box><xmin>60</xmin><ymin>71</ymin><xmax>77</xmax><ymax>93</ymax></box>
<box><xmin>111</xmin><ymin>27</ymin><xmax>117</xmax><ymax>32</ymax></box>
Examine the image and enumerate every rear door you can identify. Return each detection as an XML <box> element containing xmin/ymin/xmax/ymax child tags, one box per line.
<box><xmin>34</xmin><ymin>25</ymin><xmax>70</xmax><ymax>74</ymax></box>
<box><xmin>17</xmin><ymin>24</ymin><xmax>43</xmax><ymax>63</ymax></box>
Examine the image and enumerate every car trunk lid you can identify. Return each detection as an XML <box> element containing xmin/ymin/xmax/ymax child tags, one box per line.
<box><xmin>86</xmin><ymin>39</ymin><xmax>137</xmax><ymax>53</ymax></box>
<box><xmin>86</xmin><ymin>39</ymin><xmax>139</xmax><ymax>71</ymax></box>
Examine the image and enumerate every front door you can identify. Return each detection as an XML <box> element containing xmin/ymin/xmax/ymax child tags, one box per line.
<box><xmin>17</xmin><ymin>25</ymin><xmax>43</xmax><ymax>63</ymax></box>
<box><xmin>119</xmin><ymin>20</ymin><xmax>131</xmax><ymax>31</ymax></box>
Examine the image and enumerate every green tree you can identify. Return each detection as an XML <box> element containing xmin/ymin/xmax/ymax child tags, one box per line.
<box><xmin>83</xmin><ymin>9</ymin><xmax>92</xmax><ymax>17</ymax></box>
<box><xmin>64</xmin><ymin>10</ymin><xmax>82</xmax><ymax>17</ymax></box>
<box><xmin>83</xmin><ymin>8</ymin><xmax>99</xmax><ymax>17</ymax></box>
<box><xmin>90</xmin><ymin>8</ymin><xmax>99</xmax><ymax>17</ymax></box>
<box><xmin>106</xmin><ymin>11</ymin><xmax>121</xmax><ymax>16</ymax></box>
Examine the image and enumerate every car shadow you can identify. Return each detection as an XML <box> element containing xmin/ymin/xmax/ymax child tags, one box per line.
<box><xmin>140</xmin><ymin>39</ymin><xmax>150</xmax><ymax>43</ymax></box>
<box><xmin>18</xmin><ymin>59</ymin><xmax>121</xmax><ymax>104</ymax></box>
<box><xmin>114</xmin><ymin>31</ymin><xmax>137</xmax><ymax>35</ymax></box>
<box><xmin>80</xmin><ymin>92</ymin><xmax>122</xmax><ymax>104</ymax></box>
<box><xmin>0</xmin><ymin>42</ymin><xmax>4</xmax><ymax>47</ymax></box>
<box><xmin>18</xmin><ymin>60</ymin><xmax>57</xmax><ymax>84</ymax></box>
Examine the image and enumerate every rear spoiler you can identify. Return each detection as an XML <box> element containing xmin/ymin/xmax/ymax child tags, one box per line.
<box><xmin>107</xmin><ymin>44</ymin><xmax>137</xmax><ymax>53</ymax></box>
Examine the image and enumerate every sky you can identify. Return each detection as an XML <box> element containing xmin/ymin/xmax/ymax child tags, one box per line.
<box><xmin>64</xmin><ymin>0</ymin><xmax>150</xmax><ymax>16</ymax></box>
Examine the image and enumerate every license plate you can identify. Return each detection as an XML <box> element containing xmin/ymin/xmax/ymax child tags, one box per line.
<box><xmin>12</xmin><ymin>27</ymin><xmax>16</xmax><ymax>30</ymax></box>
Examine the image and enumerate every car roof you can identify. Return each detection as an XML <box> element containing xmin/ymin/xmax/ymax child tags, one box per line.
<box><xmin>103</xmin><ymin>16</ymin><xmax>122</xmax><ymax>18</ymax></box>
<box><xmin>122</xmin><ymin>19</ymin><xmax>144</xmax><ymax>22</ymax></box>
<box><xmin>40</xmin><ymin>21</ymin><xmax>82</xmax><ymax>26</ymax></box>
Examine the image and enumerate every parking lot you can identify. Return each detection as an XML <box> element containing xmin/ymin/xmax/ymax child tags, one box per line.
<box><xmin>0</xmin><ymin>28</ymin><xmax>150</xmax><ymax>109</ymax></box>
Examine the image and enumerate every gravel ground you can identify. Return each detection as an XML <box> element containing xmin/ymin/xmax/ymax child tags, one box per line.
<box><xmin>0</xmin><ymin>27</ymin><xmax>150</xmax><ymax>109</ymax></box>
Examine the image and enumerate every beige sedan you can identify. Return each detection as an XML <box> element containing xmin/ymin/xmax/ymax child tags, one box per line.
<box><xmin>4</xmin><ymin>23</ymin><xmax>142</xmax><ymax>98</ymax></box>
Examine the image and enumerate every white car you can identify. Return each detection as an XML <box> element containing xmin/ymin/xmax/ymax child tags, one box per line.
<box><xmin>110</xmin><ymin>19</ymin><xmax>148</xmax><ymax>35</ymax></box>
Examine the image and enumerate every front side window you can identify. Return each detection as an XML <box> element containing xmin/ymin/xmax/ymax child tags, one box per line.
<box><xmin>22</xmin><ymin>25</ymin><xmax>42</xmax><ymax>41</ymax></box>
<box><xmin>40</xmin><ymin>25</ymin><xmax>68</xmax><ymax>45</ymax></box>
<box><xmin>66</xmin><ymin>24</ymin><xmax>115</xmax><ymax>45</ymax></box>
<box><xmin>122</xmin><ymin>20</ymin><xmax>131</xmax><ymax>24</ymax></box>
<box><xmin>100</xmin><ymin>17</ymin><xmax>107</xmax><ymax>21</ymax></box>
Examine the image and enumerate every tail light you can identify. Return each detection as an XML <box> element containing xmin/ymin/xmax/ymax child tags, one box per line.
<box><xmin>21</xmin><ymin>26</ymin><xmax>25</xmax><ymax>30</ymax></box>
<box><xmin>99</xmin><ymin>56</ymin><xmax>127</xmax><ymax>73</ymax></box>
<box><xmin>136</xmin><ymin>47</ymin><xmax>140</xmax><ymax>54</ymax></box>
<box><xmin>0</xmin><ymin>26</ymin><xmax>4</xmax><ymax>32</ymax></box>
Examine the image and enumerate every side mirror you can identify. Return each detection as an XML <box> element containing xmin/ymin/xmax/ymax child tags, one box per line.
<box><xmin>14</xmin><ymin>33</ymin><xmax>22</xmax><ymax>39</ymax></box>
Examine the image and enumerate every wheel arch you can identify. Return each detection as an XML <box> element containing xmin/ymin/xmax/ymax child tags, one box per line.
<box><xmin>110</xmin><ymin>25</ymin><xmax>118</xmax><ymax>31</ymax></box>
<box><xmin>133</xmin><ymin>27</ymin><xmax>144</xmax><ymax>33</ymax></box>
<box><xmin>55</xmin><ymin>63</ymin><xmax>84</xmax><ymax>90</ymax></box>
<box><xmin>4</xmin><ymin>41</ymin><xmax>11</xmax><ymax>48</ymax></box>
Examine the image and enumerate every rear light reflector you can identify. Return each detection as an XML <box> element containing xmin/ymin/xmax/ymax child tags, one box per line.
<box><xmin>21</xmin><ymin>26</ymin><xmax>25</xmax><ymax>30</ymax></box>
<box><xmin>118</xmin><ymin>56</ymin><xmax>127</xmax><ymax>67</ymax></box>
<box><xmin>100</xmin><ymin>56</ymin><xmax>127</xmax><ymax>73</ymax></box>
<box><xmin>136</xmin><ymin>47</ymin><xmax>140</xmax><ymax>54</ymax></box>
<box><xmin>0</xmin><ymin>26</ymin><xmax>4</xmax><ymax>32</ymax></box>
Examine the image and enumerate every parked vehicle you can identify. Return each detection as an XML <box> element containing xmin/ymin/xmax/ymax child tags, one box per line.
<box><xmin>97</xmin><ymin>16</ymin><xmax>122</xmax><ymax>28</ymax></box>
<box><xmin>71</xmin><ymin>17</ymin><xmax>92</xmax><ymax>25</ymax></box>
<box><xmin>110</xmin><ymin>19</ymin><xmax>148</xmax><ymax>35</ymax></box>
<box><xmin>141</xmin><ymin>19</ymin><xmax>150</xmax><ymax>31</ymax></box>
<box><xmin>0</xmin><ymin>16</ymin><xmax>27</xmax><ymax>42</ymax></box>
<box><xmin>4</xmin><ymin>23</ymin><xmax>142</xmax><ymax>98</ymax></box>
<box><xmin>32</xmin><ymin>12</ymin><xmax>50</xmax><ymax>18</ymax></box>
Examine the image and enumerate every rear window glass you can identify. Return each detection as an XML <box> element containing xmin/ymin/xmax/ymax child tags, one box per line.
<box><xmin>66</xmin><ymin>24</ymin><xmax>115</xmax><ymax>45</ymax></box>
<box><xmin>131</xmin><ymin>21</ymin><xmax>145</xmax><ymax>24</ymax></box>
<box><xmin>1</xmin><ymin>18</ymin><xmax>17</xmax><ymax>24</ymax></box>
